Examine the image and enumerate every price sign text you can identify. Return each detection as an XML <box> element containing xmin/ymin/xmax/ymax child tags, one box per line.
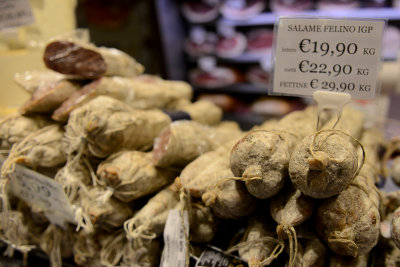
<box><xmin>272</xmin><ymin>18</ymin><xmax>385</xmax><ymax>100</ymax></box>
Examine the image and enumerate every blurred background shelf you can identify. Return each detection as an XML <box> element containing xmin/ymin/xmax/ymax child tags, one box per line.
<box><xmin>194</xmin><ymin>83</ymin><xmax>269</xmax><ymax>95</ymax></box>
<box><xmin>219</xmin><ymin>8</ymin><xmax>400</xmax><ymax>26</ymax></box>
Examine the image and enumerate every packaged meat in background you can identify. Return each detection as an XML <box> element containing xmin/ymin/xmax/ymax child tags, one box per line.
<box><xmin>363</xmin><ymin>0</ymin><xmax>387</xmax><ymax>7</ymax></box>
<box><xmin>181</xmin><ymin>0</ymin><xmax>220</xmax><ymax>23</ymax></box>
<box><xmin>250</xmin><ymin>97</ymin><xmax>295</xmax><ymax>117</ymax></box>
<box><xmin>13</xmin><ymin>70</ymin><xmax>65</xmax><ymax>95</ymax></box>
<box><xmin>220</xmin><ymin>0</ymin><xmax>266</xmax><ymax>21</ymax></box>
<box><xmin>184</xmin><ymin>27</ymin><xmax>218</xmax><ymax>57</ymax></box>
<box><xmin>197</xmin><ymin>93</ymin><xmax>241</xmax><ymax>112</ymax></box>
<box><xmin>316</xmin><ymin>0</ymin><xmax>359</xmax><ymax>10</ymax></box>
<box><xmin>383</xmin><ymin>25</ymin><xmax>400</xmax><ymax>60</ymax></box>
<box><xmin>189</xmin><ymin>67</ymin><xmax>239</xmax><ymax>88</ymax></box>
<box><xmin>189</xmin><ymin>56</ymin><xmax>240</xmax><ymax>88</ymax></box>
<box><xmin>269</xmin><ymin>0</ymin><xmax>313</xmax><ymax>12</ymax></box>
<box><xmin>246</xmin><ymin>65</ymin><xmax>270</xmax><ymax>88</ymax></box>
<box><xmin>246</xmin><ymin>28</ymin><xmax>273</xmax><ymax>57</ymax></box>
<box><xmin>215</xmin><ymin>24</ymin><xmax>247</xmax><ymax>58</ymax></box>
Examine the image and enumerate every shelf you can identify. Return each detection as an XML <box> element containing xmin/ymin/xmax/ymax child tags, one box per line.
<box><xmin>187</xmin><ymin>52</ymin><xmax>263</xmax><ymax>64</ymax></box>
<box><xmin>219</xmin><ymin>52</ymin><xmax>265</xmax><ymax>63</ymax></box>
<box><xmin>219</xmin><ymin>8</ymin><xmax>400</xmax><ymax>26</ymax></box>
<box><xmin>194</xmin><ymin>83</ymin><xmax>269</xmax><ymax>95</ymax></box>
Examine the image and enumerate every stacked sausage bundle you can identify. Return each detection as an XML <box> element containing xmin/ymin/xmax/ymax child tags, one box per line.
<box><xmin>0</xmin><ymin>39</ymin><xmax>399</xmax><ymax>267</ymax></box>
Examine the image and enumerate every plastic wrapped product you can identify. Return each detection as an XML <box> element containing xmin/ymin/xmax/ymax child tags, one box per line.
<box><xmin>96</xmin><ymin>151</ymin><xmax>177</xmax><ymax>202</ymax></box>
<box><xmin>14</xmin><ymin>70</ymin><xmax>65</xmax><ymax>94</ymax></box>
<box><xmin>174</xmin><ymin>99</ymin><xmax>224</xmax><ymax>126</ymax></box>
<box><xmin>0</xmin><ymin>114</ymin><xmax>49</xmax><ymax>150</ymax></box>
<box><xmin>1</xmin><ymin>125</ymin><xmax>66</xmax><ymax>173</ymax></box>
<box><xmin>153</xmin><ymin>120</ymin><xmax>242</xmax><ymax>169</ymax></box>
<box><xmin>0</xmin><ymin>210</ymin><xmax>34</xmax><ymax>257</ymax></box>
<box><xmin>99</xmin><ymin>230</ymin><xmax>126</xmax><ymax>267</ymax></box>
<box><xmin>39</xmin><ymin>224</ymin><xmax>76</xmax><ymax>267</ymax></box>
<box><xmin>153</xmin><ymin>121</ymin><xmax>218</xmax><ymax>169</ymax></box>
<box><xmin>43</xmin><ymin>40</ymin><xmax>144</xmax><ymax>79</ymax></box>
<box><xmin>81</xmin><ymin>186</ymin><xmax>133</xmax><ymax>231</ymax></box>
<box><xmin>20</xmin><ymin>79</ymin><xmax>81</xmax><ymax>115</ymax></box>
<box><xmin>129</xmin><ymin>75</ymin><xmax>193</xmax><ymax>110</ymax></box>
<box><xmin>52</xmin><ymin>76</ymin><xmax>191</xmax><ymax>122</ymax></box>
<box><xmin>99</xmin><ymin>230</ymin><xmax>161</xmax><ymax>267</ymax></box>
<box><xmin>54</xmin><ymin>158</ymin><xmax>93</xmax><ymax>202</ymax></box>
<box><xmin>124</xmin><ymin>187</ymin><xmax>179</xmax><ymax>240</ymax></box>
<box><xmin>73</xmin><ymin>232</ymin><xmax>100</xmax><ymax>266</ymax></box>
<box><xmin>63</xmin><ymin>96</ymin><xmax>171</xmax><ymax>158</ymax></box>
<box><xmin>176</xmin><ymin>146</ymin><xmax>235</xmax><ymax>198</ymax></box>
<box><xmin>121</xmin><ymin>238</ymin><xmax>161</xmax><ymax>267</ymax></box>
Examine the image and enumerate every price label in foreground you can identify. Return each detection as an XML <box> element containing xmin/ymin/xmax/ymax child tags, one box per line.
<box><xmin>272</xmin><ymin>17</ymin><xmax>385</xmax><ymax>100</ymax></box>
<box><xmin>0</xmin><ymin>157</ymin><xmax>75</xmax><ymax>227</ymax></box>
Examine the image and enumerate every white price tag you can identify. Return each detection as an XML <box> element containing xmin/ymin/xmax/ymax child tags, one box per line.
<box><xmin>272</xmin><ymin>17</ymin><xmax>385</xmax><ymax>100</ymax></box>
<box><xmin>0</xmin><ymin>158</ymin><xmax>75</xmax><ymax>228</ymax></box>
<box><xmin>160</xmin><ymin>209</ymin><xmax>189</xmax><ymax>267</ymax></box>
<box><xmin>0</xmin><ymin>0</ymin><xmax>35</xmax><ymax>30</ymax></box>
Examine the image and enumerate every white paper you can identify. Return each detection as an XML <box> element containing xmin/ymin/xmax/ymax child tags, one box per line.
<box><xmin>272</xmin><ymin>17</ymin><xmax>385</xmax><ymax>100</ymax></box>
<box><xmin>0</xmin><ymin>0</ymin><xmax>35</xmax><ymax>30</ymax></box>
<box><xmin>160</xmin><ymin>209</ymin><xmax>189</xmax><ymax>267</ymax></box>
<box><xmin>0</xmin><ymin>158</ymin><xmax>75</xmax><ymax>228</ymax></box>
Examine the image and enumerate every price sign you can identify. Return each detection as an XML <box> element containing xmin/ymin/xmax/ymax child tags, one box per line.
<box><xmin>272</xmin><ymin>17</ymin><xmax>385</xmax><ymax>100</ymax></box>
<box><xmin>0</xmin><ymin>0</ymin><xmax>35</xmax><ymax>30</ymax></box>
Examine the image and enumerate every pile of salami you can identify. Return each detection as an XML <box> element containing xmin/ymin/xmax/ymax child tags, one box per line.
<box><xmin>1</xmin><ymin>39</ymin><xmax>400</xmax><ymax>267</ymax></box>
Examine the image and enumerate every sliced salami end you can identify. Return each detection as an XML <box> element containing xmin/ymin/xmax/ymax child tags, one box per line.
<box><xmin>51</xmin><ymin>79</ymin><xmax>102</xmax><ymax>122</ymax></box>
<box><xmin>153</xmin><ymin>127</ymin><xmax>172</xmax><ymax>166</ymax></box>
<box><xmin>44</xmin><ymin>41</ymin><xmax>107</xmax><ymax>79</ymax></box>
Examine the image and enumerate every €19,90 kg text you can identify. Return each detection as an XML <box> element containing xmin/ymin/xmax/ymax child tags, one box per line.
<box><xmin>273</xmin><ymin>18</ymin><xmax>385</xmax><ymax>100</ymax></box>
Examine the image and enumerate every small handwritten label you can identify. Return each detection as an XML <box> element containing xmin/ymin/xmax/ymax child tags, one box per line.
<box><xmin>0</xmin><ymin>158</ymin><xmax>75</xmax><ymax>227</ymax></box>
<box><xmin>0</xmin><ymin>0</ymin><xmax>35</xmax><ymax>30</ymax></box>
